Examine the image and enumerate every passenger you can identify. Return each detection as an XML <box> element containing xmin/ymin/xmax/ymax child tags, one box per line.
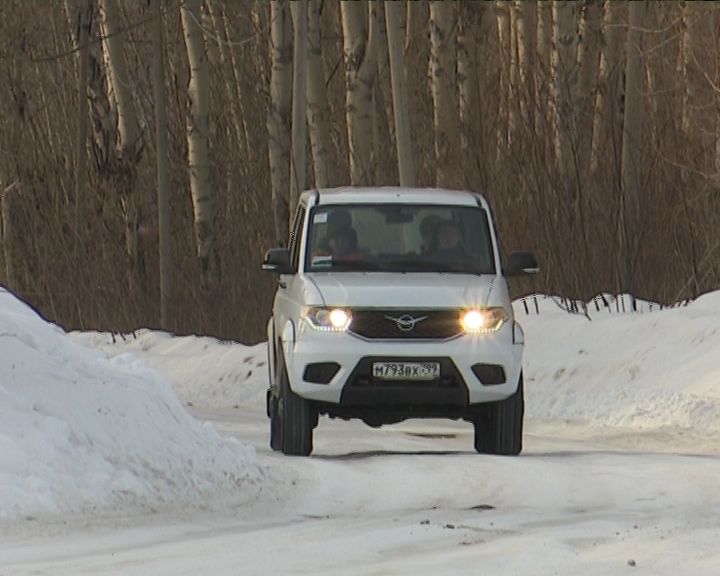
<box><xmin>432</xmin><ymin>220</ymin><xmax>465</xmax><ymax>259</ymax></box>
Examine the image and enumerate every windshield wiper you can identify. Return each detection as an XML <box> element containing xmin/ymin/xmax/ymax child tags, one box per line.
<box><xmin>383</xmin><ymin>259</ymin><xmax>470</xmax><ymax>273</ymax></box>
<box><xmin>326</xmin><ymin>259</ymin><xmax>382</xmax><ymax>271</ymax></box>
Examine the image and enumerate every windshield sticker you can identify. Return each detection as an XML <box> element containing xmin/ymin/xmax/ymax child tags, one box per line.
<box><xmin>313</xmin><ymin>212</ymin><xmax>328</xmax><ymax>224</ymax></box>
<box><xmin>312</xmin><ymin>255</ymin><xmax>333</xmax><ymax>266</ymax></box>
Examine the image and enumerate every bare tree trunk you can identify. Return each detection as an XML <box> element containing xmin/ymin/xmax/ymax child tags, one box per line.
<box><xmin>553</xmin><ymin>0</ymin><xmax>579</xmax><ymax>180</ymax></box>
<box><xmin>682</xmin><ymin>1</ymin><xmax>715</xmax><ymax>175</ymax></box>
<box><xmin>181</xmin><ymin>0</ymin><xmax>220</xmax><ymax>289</ymax></box>
<box><xmin>341</xmin><ymin>1</ymin><xmax>378</xmax><ymax>186</ymax></box>
<box><xmin>405</xmin><ymin>0</ymin><xmax>430</xmax><ymax>184</ymax></box>
<box><xmin>267</xmin><ymin>0</ymin><xmax>292</xmax><ymax>242</ymax></box>
<box><xmin>98</xmin><ymin>0</ymin><xmax>140</xmax><ymax>155</ymax></box>
<box><xmin>153</xmin><ymin>0</ymin><xmax>172</xmax><ymax>329</ymax></box>
<box><xmin>515</xmin><ymin>0</ymin><xmax>536</xmax><ymax>130</ymax></box>
<box><xmin>576</xmin><ymin>0</ymin><xmax>603</xmax><ymax>179</ymax></box>
<box><xmin>290</xmin><ymin>0</ymin><xmax>307</xmax><ymax>214</ymax></box>
<box><xmin>220</xmin><ymin>3</ymin><xmax>254</xmax><ymax>161</ymax></box>
<box><xmin>206</xmin><ymin>0</ymin><xmax>245</xmax><ymax>154</ymax></box>
<box><xmin>98</xmin><ymin>0</ymin><xmax>145</xmax><ymax>293</ymax></box>
<box><xmin>508</xmin><ymin>2</ymin><xmax>520</xmax><ymax>147</ymax></box>
<box><xmin>307</xmin><ymin>0</ymin><xmax>336</xmax><ymax>189</ymax></box>
<box><xmin>385</xmin><ymin>0</ymin><xmax>415</xmax><ymax>187</ymax></box>
<box><xmin>495</xmin><ymin>1</ymin><xmax>511</xmax><ymax>161</ymax></box>
<box><xmin>74</xmin><ymin>0</ymin><xmax>92</xmax><ymax>248</ymax></box>
<box><xmin>458</xmin><ymin>2</ymin><xmax>489</xmax><ymax>191</ymax></box>
<box><xmin>619</xmin><ymin>1</ymin><xmax>646</xmax><ymax>291</ymax></box>
<box><xmin>536</xmin><ymin>0</ymin><xmax>553</xmax><ymax>151</ymax></box>
<box><xmin>1</xmin><ymin>183</ymin><xmax>18</xmax><ymax>292</ymax></box>
<box><xmin>429</xmin><ymin>1</ymin><xmax>461</xmax><ymax>189</ymax></box>
<box><xmin>591</xmin><ymin>1</ymin><xmax>626</xmax><ymax>176</ymax></box>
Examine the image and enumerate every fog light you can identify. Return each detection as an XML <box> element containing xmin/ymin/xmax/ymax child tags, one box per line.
<box><xmin>472</xmin><ymin>363</ymin><xmax>506</xmax><ymax>385</ymax></box>
<box><xmin>303</xmin><ymin>362</ymin><xmax>340</xmax><ymax>384</ymax></box>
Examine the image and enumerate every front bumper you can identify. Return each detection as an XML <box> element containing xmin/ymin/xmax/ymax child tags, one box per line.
<box><xmin>283</xmin><ymin>320</ymin><xmax>524</xmax><ymax>405</ymax></box>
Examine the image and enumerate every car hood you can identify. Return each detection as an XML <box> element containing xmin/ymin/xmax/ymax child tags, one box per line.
<box><xmin>306</xmin><ymin>273</ymin><xmax>499</xmax><ymax>308</ymax></box>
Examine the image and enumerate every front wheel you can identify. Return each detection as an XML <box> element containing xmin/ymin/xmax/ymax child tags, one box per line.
<box><xmin>276</xmin><ymin>356</ymin><xmax>315</xmax><ymax>456</ymax></box>
<box><xmin>473</xmin><ymin>373</ymin><xmax>524</xmax><ymax>456</ymax></box>
<box><xmin>269</xmin><ymin>391</ymin><xmax>283</xmax><ymax>451</ymax></box>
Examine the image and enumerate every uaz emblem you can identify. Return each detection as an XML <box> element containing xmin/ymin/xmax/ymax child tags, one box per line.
<box><xmin>384</xmin><ymin>313</ymin><xmax>429</xmax><ymax>332</ymax></box>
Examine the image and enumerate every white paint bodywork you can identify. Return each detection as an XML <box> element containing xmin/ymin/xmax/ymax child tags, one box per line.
<box><xmin>269</xmin><ymin>187</ymin><xmax>524</xmax><ymax>405</ymax></box>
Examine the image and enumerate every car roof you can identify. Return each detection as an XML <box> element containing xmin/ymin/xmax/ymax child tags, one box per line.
<box><xmin>301</xmin><ymin>187</ymin><xmax>489</xmax><ymax>209</ymax></box>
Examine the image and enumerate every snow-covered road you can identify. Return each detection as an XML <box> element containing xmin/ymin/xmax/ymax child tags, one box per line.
<box><xmin>2</xmin><ymin>291</ymin><xmax>719</xmax><ymax>574</ymax></box>
<box><xmin>4</xmin><ymin>410</ymin><xmax>720</xmax><ymax>575</ymax></box>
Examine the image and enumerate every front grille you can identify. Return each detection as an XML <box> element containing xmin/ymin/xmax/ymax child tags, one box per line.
<box><xmin>349</xmin><ymin>309</ymin><xmax>462</xmax><ymax>340</ymax></box>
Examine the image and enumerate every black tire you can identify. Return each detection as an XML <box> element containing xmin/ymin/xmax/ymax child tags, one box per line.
<box><xmin>269</xmin><ymin>392</ymin><xmax>283</xmax><ymax>451</ymax></box>
<box><xmin>277</xmin><ymin>356</ymin><xmax>315</xmax><ymax>456</ymax></box>
<box><xmin>474</xmin><ymin>373</ymin><xmax>524</xmax><ymax>456</ymax></box>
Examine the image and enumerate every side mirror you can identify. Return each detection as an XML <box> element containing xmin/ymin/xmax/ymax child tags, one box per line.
<box><xmin>262</xmin><ymin>248</ymin><xmax>295</xmax><ymax>274</ymax></box>
<box><xmin>504</xmin><ymin>251</ymin><xmax>539</xmax><ymax>277</ymax></box>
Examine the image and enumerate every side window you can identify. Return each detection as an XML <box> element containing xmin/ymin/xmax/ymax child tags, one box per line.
<box><xmin>288</xmin><ymin>205</ymin><xmax>306</xmax><ymax>271</ymax></box>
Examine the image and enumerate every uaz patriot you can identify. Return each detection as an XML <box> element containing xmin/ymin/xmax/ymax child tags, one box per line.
<box><xmin>262</xmin><ymin>187</ymin><xmax>538</xmax><ymax>456</ymax></box>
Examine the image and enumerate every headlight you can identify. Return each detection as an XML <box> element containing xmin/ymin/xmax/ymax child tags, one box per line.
<box><xmin>461</xmin><ymin>308</ymin><xmax>508</xmax><ymax>334</ymax></box>
<box><xmin>304</xmin><ymin>307</ymin><xmax>352</xmax><ymax>332</ymax></box>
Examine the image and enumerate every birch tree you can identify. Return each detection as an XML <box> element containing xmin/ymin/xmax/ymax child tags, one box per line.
<box><xmin>307</xmin><ymin>0</ymin><xmax>336</xmax><ymax>189</ymax></box>
<box><xmin>385</xmin><ymin>0</ymin><xmax>415</xmax><ymax>187</ymax></box>
<box><xmin>74</xmin><ymin>0</ymin><xmax>92</xmax><ymax>247</ymax></box>
<box><xmin>341</xmin><ymin>1</ymin><xmax>378</xmax><ymax>186</ymax></box>
<box><xmin>267</xmin><ymin>0</ymin><xmax>292</xmax><ymax>242</ymax></box>
<box><xmin>290</xmin><ymin>0</ymin><xmax>307</xmax><ymax>214</ymax></box>
<box><xmin>152</xmin><ymin>0</ymin><xmax>172</xmax><ymax>328</ymax></box>
<box><xmin>619</xmin><ymin>1</ymin><xmax>647</xmax><ymax>291</ymax></box>
<box><xmin>429</xmin><ymin>1</ymin><xmax>461</xmax><ymax>189</ymax></box>
<box><xmin>98</xmin><ymin>0</ymin><xmax>145</xmax><ymax>288</ymax></box>
<box><xmin>181</xmin><ymin>0</ymin><xmax>220</xmax><ymax>289</ymax></box>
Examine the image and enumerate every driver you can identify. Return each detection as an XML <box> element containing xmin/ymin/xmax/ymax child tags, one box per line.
<box><xmin>328</xmin><ymin>227</ymin><xmax>359</xmax><ymax>258</ymax></box>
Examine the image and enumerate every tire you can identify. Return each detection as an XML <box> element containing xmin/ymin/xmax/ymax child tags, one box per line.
<box><xmin>269</xmin><ymin>392</ymin><xmax>283</xmax><ymax>451</ymax></box>
<box><xmin>277</xmin><ymin>355</ymin><xmax>315</xmax><ymax>456</ymax></box>
<box><xmin>474</xmin><ymin>373</ymin><xmax>524</xmax><ymax>456</ymax></box>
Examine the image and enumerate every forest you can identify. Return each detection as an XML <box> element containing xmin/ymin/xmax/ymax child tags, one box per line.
<box><xmin>0</xmin><ymin>0</ymin><xmax>718</xmax><ymax>342</ymax></box>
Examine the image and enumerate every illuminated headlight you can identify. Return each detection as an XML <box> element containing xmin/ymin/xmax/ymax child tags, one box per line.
<box><xmin>304</xmin><ymin>307</ymin><xmax>352</xmax><ymax>332</ymax></box>
<box><xmin>461</xmin><ymin>308</ymin><xmax>508</xmax><ymax>334</ymax></box>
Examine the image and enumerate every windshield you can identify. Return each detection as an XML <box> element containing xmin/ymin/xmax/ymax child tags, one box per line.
<box><xmin>304</xmin><ymin>204</ymin><xmax>496</xmax><ymax>274</ymax></box>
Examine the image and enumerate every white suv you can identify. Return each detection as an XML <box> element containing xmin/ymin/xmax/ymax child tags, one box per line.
<box><xmin>262</xmin><ymin>187</ymin><xmax>537</xmax><ymax>456</ymax></box>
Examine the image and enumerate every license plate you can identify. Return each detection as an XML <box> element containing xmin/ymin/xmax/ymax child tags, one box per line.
<box><xmin>372</xmin><ymin>362</ymin><xmax>440</xmax><ymax>380</ymax></box>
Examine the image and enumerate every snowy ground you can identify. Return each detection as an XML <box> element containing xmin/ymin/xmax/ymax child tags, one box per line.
<box><xmin>1</xmin><ymin>289</ymin><xmax>719</xmax><ymax>574</ymax></box>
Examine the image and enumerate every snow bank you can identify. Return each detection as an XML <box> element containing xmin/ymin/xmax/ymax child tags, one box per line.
<box><xmin>517</xmin><ymin>293</ymin><xmax>720</xmax><ymax>435</ymax></box>
<box><xmin>0</xmin><ymin>289</ymin><xmax>261</xmax><ymax>521</ymax></box>
<box><xmin>76</xmin><ymin>331</ymin><xmax>268</xmax><ymax>410</ymax></box>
